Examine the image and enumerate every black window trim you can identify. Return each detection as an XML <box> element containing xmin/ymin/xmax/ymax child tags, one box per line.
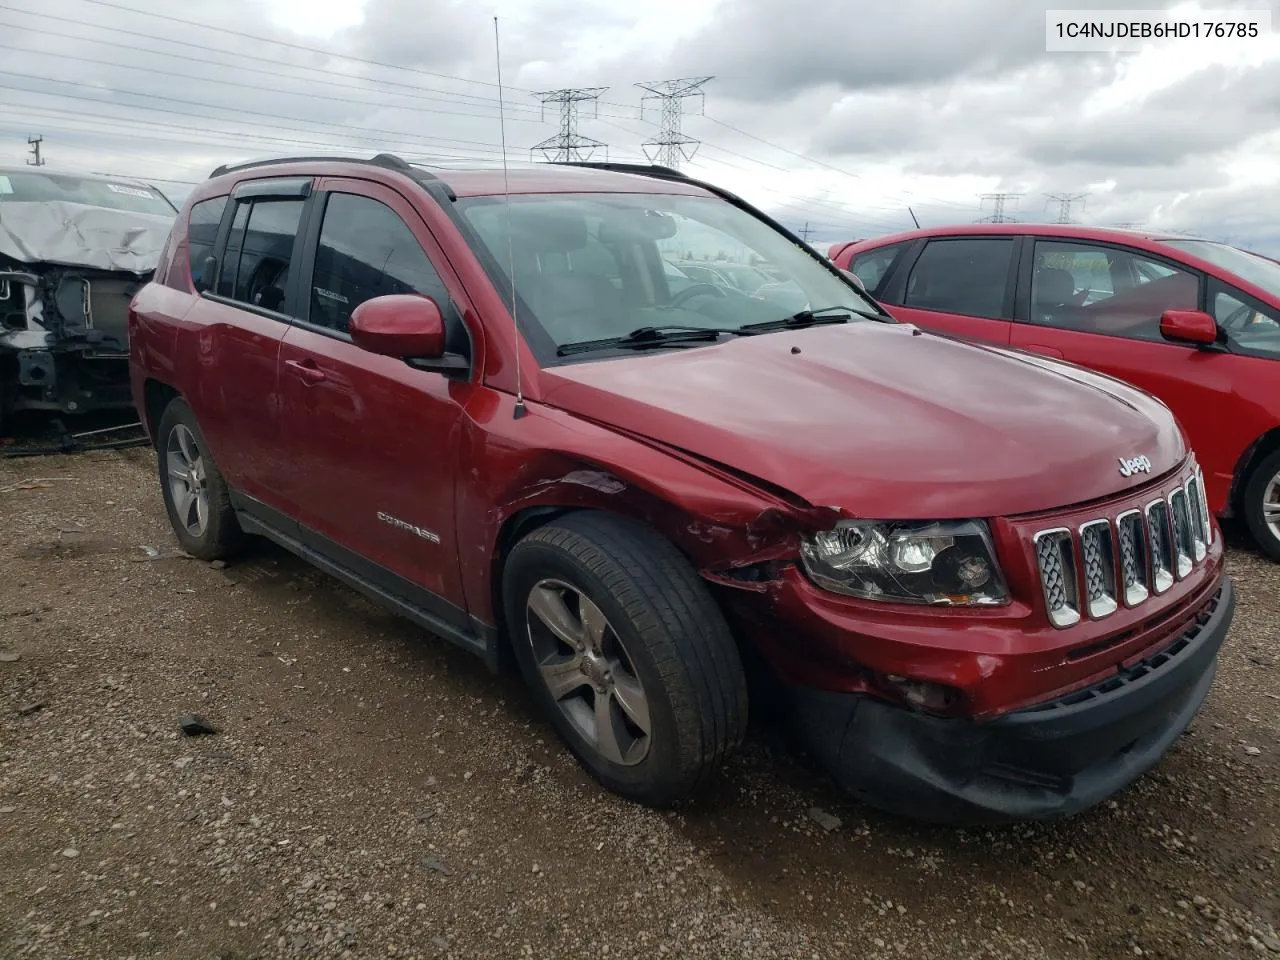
<box><xmin>887</xmin><ymin>234</ymin><xmax>1021</xmax><ymax>321</ymax></box>
<box><xmin>847</xmin><ymin>240</ymin><xmax>910</xmax><ymax>299</ymax></box>
<box><xmin>1206</xmin><ymin>275</ymin><xmax>1280</xmax><ymax>359</ymax></box>
<box><xmin>199</xmin><ymin>183</ymin><xmax>315</xmax><ymax>326</ymax></box>
<box><xmin>1014</xmin><ymin>235</ymin><xmax>1208</xmax><ymax>339</ymax></box>
<box><xmin>289</xmin><ymin>186</ymin><xmax>476</xmax><ymax>379</ymax></box>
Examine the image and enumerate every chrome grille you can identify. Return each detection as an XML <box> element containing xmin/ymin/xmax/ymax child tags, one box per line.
<box><xmin>1079</xmin><ymin>520</ymin><xmax>1118</xmax><ymax>619</ymax></box>
<box><xmin>1146</xmin><ymin>499</ymin><xmax>1175</xmax><ymax>594</ymax></box>
<box><xmin>1034</xmin><ymin>462</ymin><xmax>1212</xmax><ymax>628</ymax></box>
<box><xmin>1169</xmin><ymin>489</ymin><xmax>1194</xmax><ymax>579</ymax></box>
<box><xmin>1034</xmin><ymin>529</ymin><xmax>1079</xmax><ymax>628</ymax></box>
<box><xmin>1116</xmin><ymin>511</ymin><xmax>1149</xmax><ymax>607</ymax></box>
<box><xmin>1185</xmin><ymin>475</ymin><xmax>1208</xmax><ymax>560</ymax></box>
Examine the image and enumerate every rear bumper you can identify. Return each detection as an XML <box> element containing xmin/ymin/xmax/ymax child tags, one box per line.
<box><xmin>784</xmin><ymin>577</ymin><xmax>1234</xmax><ymax>824</ymax></box>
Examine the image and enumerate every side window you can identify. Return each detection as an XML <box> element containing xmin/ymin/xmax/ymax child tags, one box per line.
<box><xmin>903</xmin><ymin>238</ymin><xmax>1014</xmax><ymax>319</ymax></box>
<box><xmin>849</xmin><ymin>242</ymin><xmax>906</xmax><ymax>296</ymax></box>
<box><xmin>1030</xmin><ymin>241</ymin><xmax>1198</xmax><ymax>342</ymax></box>
<box><xmin>216</xmin><ymin>198</ymin><xmax>305</xmax><ymax>314</ymax></box>
<box><xmin>186</xmin><ymin>195</ymin><xmax>227</xmax><ymax>291</ymax></box>
<box><xmin>1210</xmin><ymin>279</ymin><xmax>1280</xmax><ymax>359</ymax></box>
<box><xmin>308</xmin><ymin>192</ymin><xmax>450</xmax><ymax>335</ymax></box>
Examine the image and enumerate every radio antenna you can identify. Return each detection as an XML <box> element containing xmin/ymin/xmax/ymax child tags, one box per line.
<box><xmin>494</xmin><ymin>15</ymin><xmax>526</xmax><ymax>419</ymax></box>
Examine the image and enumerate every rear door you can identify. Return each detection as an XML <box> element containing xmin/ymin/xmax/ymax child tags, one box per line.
<box><xmin>875</xmin><ymin>236</ymin><xmax>1018</xmax><ymax>344</ymax></box>
<box><xmin>176</xmin><ymin>178</ymin><xmax>311</xmax><ymax>516</ymax></box>
<box><xmin>274</xmin><ymin>178</ymin><xmax>475</xmax><ymax>619</ymax></box>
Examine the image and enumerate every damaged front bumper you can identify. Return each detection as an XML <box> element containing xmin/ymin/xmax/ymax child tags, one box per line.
<box><xmin>1</xmin><ymin>264</ymin><xmax>142</xmax><ymax>420</ymax></box>
<box><xmin>781</xmin><ymin>577</ymin><xmax>1233</xmax><ymax>824</ymax></box>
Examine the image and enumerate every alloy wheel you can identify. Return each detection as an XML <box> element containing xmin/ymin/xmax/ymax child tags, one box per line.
<box><xmin>165</xmin><ymin>423</ymin><xmax>209</xmax><ymax>538</ymax></box>
<box><xmin>1265</xmin><ymin>469</ymin><xmax>1280</xmax><ymax>542</ymax></box>
<box><xmin>525</xmin><ymin>578</ymin><xmax>652</xmax><ymax>766</ymax></box>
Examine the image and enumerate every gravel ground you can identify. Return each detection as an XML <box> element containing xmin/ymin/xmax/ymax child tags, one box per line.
<box><xmin>1</xmin><ymin>446</ymin><xmax>1277</xmax><ymax>960</ymax></box>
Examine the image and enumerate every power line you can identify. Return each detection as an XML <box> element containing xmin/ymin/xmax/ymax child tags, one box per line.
<box><xmin>1046</xmin><ymin>192</ymin><xmax>1088</xmax><ymax>224</ymax></box>
<box><xmin>635</xmin><ymin>77</ymin><xmax>712</xmax><ymax>170</ymax></box>
<box><xmin>529</xmin><ymin>88</ymin><xmax>608</xmax><ymax>162</ymax></box>
<box><xmin>0</xmin><ymin>40</ymin><xmax>552</xmax><ymax>128</ymax></box>
<box><xmin>68</xmin><ymin>0</ymin><xmax>533</xmax><ymax>95</ymax></box>
<box><xmin>977</xmin><ymin>193</ymin><xmax>1022</xmax><ymax>223</ymax></box>
<box><xmin>0</xmin><ymin>71</ymin><xmax>523</xmax><ymax>157</ymax></box>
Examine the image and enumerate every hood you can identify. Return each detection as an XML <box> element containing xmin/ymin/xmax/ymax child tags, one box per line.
<box><xmin>0</xmin><ymin>200</ymin><xmax>174</xmax><ymax>274</ymax></box>
<box><xmin>538</xmin><ymin>322</ymin><xmax>1186</xmax><ymax>519</ymax></box>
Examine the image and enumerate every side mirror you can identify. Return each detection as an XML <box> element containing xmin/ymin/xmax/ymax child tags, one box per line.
<box><xmin>350</xmin><ymin>294</ymin><xmax>445</xmax><ymax>359</ymax></box>
<box><xmin>1159</xmin><ymin>309</ymin><xmax>1219</xmax><ymax>346</ymax></box>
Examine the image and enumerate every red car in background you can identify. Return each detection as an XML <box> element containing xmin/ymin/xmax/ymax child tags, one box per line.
<box><xmin>830</xmin><ymin>225</ymin><xmax>1280</xmax><ymax>561</ymax></box>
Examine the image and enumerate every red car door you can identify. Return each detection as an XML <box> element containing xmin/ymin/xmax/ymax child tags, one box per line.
<box><xmin>876</xmin><ymin>236</ymin><xmax>1017</xmax><ymax>345</ymax></box>
<box><xmin>175</xmin><ymin>185</ymin><xmax>310</xmax><ymax>515</ymax></box>
<box><xmin>1008</xmin><ymin>236</ymin><xmax>1242</xmax><ymax>512</ymax></box>
<box><xmin>275</xmin><ymin>179</ymin><xmax>474</xmax><ymax>618</ymax></box>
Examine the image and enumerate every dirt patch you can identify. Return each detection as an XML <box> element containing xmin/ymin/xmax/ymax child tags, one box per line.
<box><xmin>1</xmin><ymin>448</ymin><xmax>1277</xmax><ymax>959</ymax></box>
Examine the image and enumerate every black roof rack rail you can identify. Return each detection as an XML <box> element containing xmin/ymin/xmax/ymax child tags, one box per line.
<box><xmin>208</xmin><ymin>152</ymin><xmax>433</xmax><ymax>180</ymax></box>
<box><xmin>551</xmin><ymin>160</ymin><xmax>690</xmax><ymax>181</ymax></box>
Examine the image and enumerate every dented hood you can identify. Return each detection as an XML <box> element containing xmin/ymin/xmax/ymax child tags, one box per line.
<box><xmin>0</xmin><ymin>200</ymin><xmax>173</xmax><ymax>273</ymax></box>
<box><xmin>539</xmin><ymin>321</ymin><xmax>1187</xmax><ymax>519</ymax></box>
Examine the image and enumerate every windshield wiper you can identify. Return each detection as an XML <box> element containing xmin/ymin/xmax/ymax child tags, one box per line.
<box><xmin>556</xmin><ymin>325</ymin><xmax>738</xmax><ymax>357</ymax></box>
<box><xmin>734</xmin><ymin>306</ymin><xmax>862</xmax><ymax>334</ymax></box>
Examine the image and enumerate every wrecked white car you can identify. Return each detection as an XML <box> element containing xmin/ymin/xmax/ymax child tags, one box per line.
<box><xmin>0</xmin><ymin>166</ymin><xmax>177</xmax><ymax>432</ymax></box>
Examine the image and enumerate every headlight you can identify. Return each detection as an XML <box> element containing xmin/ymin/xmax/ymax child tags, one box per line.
<box><xmin>799</xmin><ymin>519</ymin><xmax>1009</xmax><ymax>605</ymax></box>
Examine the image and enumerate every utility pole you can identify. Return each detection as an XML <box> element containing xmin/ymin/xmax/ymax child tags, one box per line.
<box><xmin>634</xmin><ymin>76</ymin><xmax>713</xmax><ymax>170</ymax></box>
<box><xmin>26</xmin><ymin>135</ymin><xmax>45</xmax><ymax>166</ymax></box>
<box><xmin>1045</xmin><ymin>192</ymin><xmax>1088</xmax><ymax>224</ymax></box>
<box><xmin>977</xmin><ymin>193</ymin><xmax>1022</xmax><ymax>223</ymax></box>
<box><xmin>798</xmin><ymin>222</ymin><xmax>813</xmax><ymax>242</ymax></box>
<box><xmin>529</xmin><ymin>87</ymin><xmax>609</xmax><ymax>163</ymax></box>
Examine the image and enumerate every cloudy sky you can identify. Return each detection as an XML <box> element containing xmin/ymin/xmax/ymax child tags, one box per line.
<box><xmin>3</xmin><ymin>0</ymin><xmax>1279</xmax><ymax>253</ymax></box>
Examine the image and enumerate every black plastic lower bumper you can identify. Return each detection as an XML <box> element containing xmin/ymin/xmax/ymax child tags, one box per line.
<box><xmin>784</xmin><ymin>578</ymin><xmax>1234</xmax><ymax>825</ymax></box>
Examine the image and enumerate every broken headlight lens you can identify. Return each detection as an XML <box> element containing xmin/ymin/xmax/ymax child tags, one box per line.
<box><xmin>799</xmin><ymin>519</ymin><xmax>1009</xmax><ymax>605</ymax></box>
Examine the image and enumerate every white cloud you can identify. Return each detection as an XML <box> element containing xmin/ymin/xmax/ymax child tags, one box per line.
<box><xmin>2</xmin><ymin>0</ymin><xmax>1279</xmax><ymax>253</ymax></box>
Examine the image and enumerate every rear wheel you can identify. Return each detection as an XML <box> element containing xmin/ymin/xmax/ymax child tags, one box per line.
<box><xmin>155</xmin><ymin>397</ymin><xmax>246</xmax><ymax>561</ymax></box>
<box><xmin>1243</xmin><ymin>448</ymin><xmax>1280</xmax><ymax>562</ymax></box>
<box><xmin>502</xmin><ymin>511</ymin><xmax>748</xmax><ymax>806</ymax></box>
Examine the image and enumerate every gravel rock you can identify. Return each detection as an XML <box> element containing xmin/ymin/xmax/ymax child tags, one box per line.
<box><xmin>2</xmin><ymin>447</ymin><xmax>1278</xmax><ymax>960</ymax></box>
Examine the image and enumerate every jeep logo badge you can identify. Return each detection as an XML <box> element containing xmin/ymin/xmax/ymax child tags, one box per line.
<box><xmin>1118</xmin><ymin>455</ymin><xmax>1153</xmax><ymax>477</ymax></box>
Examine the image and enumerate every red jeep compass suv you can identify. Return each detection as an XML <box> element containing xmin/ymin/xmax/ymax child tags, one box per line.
<box><xmin>830</xmin><ymin>224</ymin><xmax>1280</xmax><ymax>561</ymax></box>
<box><xmin>129</xmin><ymin>155</ymin><xmax>1234</xmax><ymax>823</ymax></box>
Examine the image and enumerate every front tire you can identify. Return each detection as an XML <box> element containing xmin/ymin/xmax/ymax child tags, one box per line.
<box><xmin>502</xmin><ymin>511</ymin><xmax>748</xmax><ymax>806</ymax></box>
<box><xmin>155</xmin><ymin>397</ymin><xmax>246</xmax><ymax>561</ymax></box>
<box><xmin>1243</xmin><ymin>448</ymin><xmax>1280</xmax><ymax>562</ymax></box>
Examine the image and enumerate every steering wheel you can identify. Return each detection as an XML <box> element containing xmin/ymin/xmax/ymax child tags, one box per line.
<box><xmin>667</xmin><ymin>282</ymin><xmax>727</xmax><ymax>310</ymax></box>
<box><xmin>1220</xmin><ymin>302</ymin><xmax>1254</xmax><ymax>331</ymax></box>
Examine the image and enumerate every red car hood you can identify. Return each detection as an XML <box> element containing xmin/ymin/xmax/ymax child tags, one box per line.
<box><xmin>538</xmin><ymin>322</ymin><xmax>1186</xmax><ymax>519</ymax></box>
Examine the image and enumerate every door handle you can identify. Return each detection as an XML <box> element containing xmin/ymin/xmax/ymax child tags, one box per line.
<box><xmin>285</xmin><ymin>358</ymin><xmax>326</xmax><ymax>384</ymax></box>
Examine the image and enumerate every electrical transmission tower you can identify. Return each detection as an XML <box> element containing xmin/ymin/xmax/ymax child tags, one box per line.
<box><xmin>977</xmin><ymin>193</ymin><xmax>1022</xmax><ymax>223</ymax></box>
<box><xmin>635</xmin><ymin>77</ymin><xmax>713</xmax><ymax>169</ymax></box>
<box><xmin>1046</xmin><ymin>192</ymin><xmax>1088</xmax><ymax>224</ymax></box>
<box><xmin>529</xmin><ymin>88</ymin><xmax>609</xmax><ymax>162</ymax></box>
<box><xmin>26</xmin><ymin>135</ymin><xmax>45</xmax><ymax>166</ymax></box>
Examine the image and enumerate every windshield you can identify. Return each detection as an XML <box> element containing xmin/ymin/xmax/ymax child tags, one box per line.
<box><xmin>455</xmin><ymin>191</ymin><xmax>881</xmax><ymax>357</ymax></box>
<box><xmin>0</xmin><ymin>170</ymin><xmax>176</xmax><ymax>217</ymax></box>
<box><xmin>1162</xmin><ymin>239</ymin><xmax>1280</xmax><ymax>300</ymax></box>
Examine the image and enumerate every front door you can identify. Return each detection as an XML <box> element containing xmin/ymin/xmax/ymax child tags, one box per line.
<box><xmin>1008</xmin><ymin>237</ymin><xmax>1239</xmax><ymax>510</ymax></box>
<box><xmin>275</xmin><ymin>179</ymin><xmax>474</xmax><ymax>620</ymax></box>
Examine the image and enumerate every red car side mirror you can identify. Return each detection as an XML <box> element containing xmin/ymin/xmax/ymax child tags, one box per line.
<box><xmin>1159</xmin><ymin>309</ymin><xmax>1218</xmax><ymax>346</ymax></box>
<box><xmin>349</xmin><ymin>294</ymin><xmax>446</xmax><ymax>359</ymax></box>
